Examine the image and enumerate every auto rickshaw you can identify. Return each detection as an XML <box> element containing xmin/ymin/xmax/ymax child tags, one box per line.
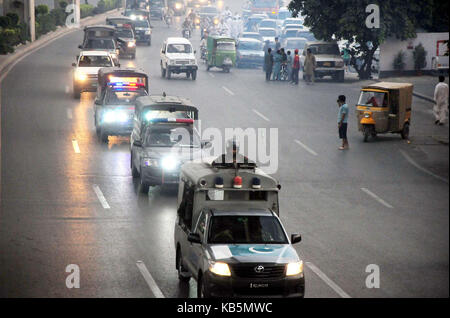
<box><xmin>205</xmin><ymin>35</ymin><xmax>236</xmax><ymax>73</ymax></box>
<box><xmin>356</xmin><ymin>82</ymin><xmax>413</xmax><ymax>142</ymax></box>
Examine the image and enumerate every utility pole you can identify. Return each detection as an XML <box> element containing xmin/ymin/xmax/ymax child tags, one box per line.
<box><xmin>29</xmin><ymin>0</ymin><xmax>35</xmax><ymax>42</ymax></box>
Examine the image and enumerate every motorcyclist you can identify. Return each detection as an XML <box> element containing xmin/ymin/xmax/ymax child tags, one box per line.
<box><xmin>182</xmin><ymin>18</ymin><xmax>192</xmax><ymax>38</ymax></box>
<box><xmin>163</xmin><ymin>7</ymin><xmax>174</xmax><ymax>26</ymax></box>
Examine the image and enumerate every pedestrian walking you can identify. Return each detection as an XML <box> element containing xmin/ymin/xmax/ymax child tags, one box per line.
<box><xmin>291</xmin><ymin>49</ymin><xmax>300</xmax><ymax>85</ymax></box>
<box><xmin>264</xmin><ymin>48</ymin><xmax>274</xmax><ymax>81</ymax></box>
<box><xmin>433</xmin><ymin>75</ymin><xmax>449</xmax><ymax>125</ymax></box>
<box><xmin>286</xmin><ymin>50</ymin><xmax>293</xmax><ymax>82</ymax></box>
<box><xmin>272</xmin><ymin>49</ymin><xmax>282</xmax><ymax>81</ymax></box>
<box><xmin>304</xmin><ymin>48</ymin><xmax>316</xmax><ymax>84</ymax></box>
<box><xmin>337</xmin><ymin>95</ymin><xmax>349</xmax><ymax>150</ymax></box>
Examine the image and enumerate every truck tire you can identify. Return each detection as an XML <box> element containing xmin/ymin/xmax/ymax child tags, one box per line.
<box><xmin>161</xmin><ymin>65</ymin><xmax>166</xmax><ymax>78</ymax></box>
<box><xmin>100</xmin><ymin>130</ymin><xmax>109</xmax><ymax>143</ymax></box>
<box><xmin>177</xmin><ymin>249</ymin><xmax>191</xmax><ymax>283</ymax></box>
<box><xmin>192</xmin><ymin>70</ymin><xmax>197</xmax><ymax>80</ymax></box>
<box><xmin>363</xmin><ymin>125</ymin><xmax>371</xmax><ymax>142</ymax></box>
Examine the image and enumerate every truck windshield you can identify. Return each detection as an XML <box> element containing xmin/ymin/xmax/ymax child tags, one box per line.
<box><xmin>86</xmin><ymin>39</ymin><xmax>115</xmax><ymax>50</ymax></box>
<box><xmin>167</xmin><ymin>44</ymin><xmax>192</xmax><ymax>53</ymax></box>
<box><xmin>144</xmin><ymin>126</ymin><xmax>201</xmax><ymax>148</ymax></box>
<box><xmin>208</xmin><ymin>215</ymin><xmax>288</xmax><ymax>244</ymax></box>
<box><xmin>308</xmin><ymin>44</ymin><xmax>340</xmax><ymax>55</ymax></box>
<box><xmin>78</xmin><ymin>55</ymin><xmax>113</xmax><ymax>67</ymax></box>
<box><xmin>105</xmin><ymin>88</ymin><xmax>147</xmax><ymax>105</ymax></box>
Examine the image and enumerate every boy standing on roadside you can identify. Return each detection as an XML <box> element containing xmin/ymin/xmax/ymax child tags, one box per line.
<box><xmin>337</xmin><ymin>95</ymin><xmax>349</xmax><ymax>150</ymax></box>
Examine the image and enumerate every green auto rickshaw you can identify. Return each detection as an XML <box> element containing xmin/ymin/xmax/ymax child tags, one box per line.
<box><xmin>206</xmin><ymin>35</ymin><xmax>236</xmax><ymax>73</ymax></box>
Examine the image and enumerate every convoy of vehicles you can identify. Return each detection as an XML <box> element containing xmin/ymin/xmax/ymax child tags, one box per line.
<box><xmin>356</xmin><ymin>82</ymin><xmax>413</xmax><ymax>142</ymax></box>
<box><xmin>301</xmin><ymin>41</ymin><xmax>345</xmax><ymax>82</ymax></box>
<box><xmin>160</xmin><ymin>37</ymin><xmax>198</xmax><ymax>80</ymax></box>
<box><xmin>174</xmin><ymin>156</ymin><xmax>305</xmax><ymax>298</ymax></box>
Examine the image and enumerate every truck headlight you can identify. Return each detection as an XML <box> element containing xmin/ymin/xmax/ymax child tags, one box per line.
<box><xmin>130</xmin><ymin>14</ymin><xmax>137</xmax><ymax>20</ymax></box>
<box><xmin>286</xmin><ymin>261</ymin><xmax>303</xmax><ymax>276</ymax></box>
<box><xmin>145</xmin><ymin>30</ymin><xmax>152</xmax><ymax>35</ymax></box>
<box><xmin>209</xmin><ymin>261</ymin><xmax>231</xmax><ymax>277</ymax></box>
<box><xmin>75</xmin><ymin>71</ymin><xmax>87</xmax><ymax>81</ymax></box>
<box><xmin>190</xmin><ymin>59</ymin><xmax>196</xmax><ymax>65</ymax></box>
<box><xmin>161</xmin><ymin>156</ymin><xmax>179</xmax><ymax>171</ymax></box>
<box><xmin>127</xmin><ymin>41</ymin><xmax>136</xmax><ymax>48</ymax></box>
<box><xmin>169</xmin><ymin>59</ymin><xmax>176</xmax><ymax>65</ymax></box>
<box><xmin>143</xmin><ymin>158</ymin><xmax>159</xmax><ymax>167</ymax></box>
<box><xmin>103</xmin><ymin>111</ymin><xmax>128</xmax><ymax>123</ymax></box>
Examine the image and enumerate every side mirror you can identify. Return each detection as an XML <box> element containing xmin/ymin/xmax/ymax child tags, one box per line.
<box><xmin>291</xmin><ymin>234</ymin><xmax>302</xmax><ymax>244</ymax></box>
<box><xmin>72</xmin><ymin>63</ymin><xmax>77</xmax><ymax>67</ymax></box>
<box><xmin>133</xmin><ymin>140</ymin><xmax>143</xmax><ymax>147</ymax></box>
<box><xmin>78</xmin><ymin>45</ymin><xmax>83</xmax><ymax>49</ymax></box>
<box><xmin>188</xmin><ymin>233</ymin><xmax>201</xmax><ymax>244</ymax></box>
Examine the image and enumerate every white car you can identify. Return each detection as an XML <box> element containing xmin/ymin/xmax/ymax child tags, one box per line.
<box><xmin>301</xmin><ymin>41</ymin><xmax>345</xmax><ymax>82</ymax></box>
<box><xmin>258</xmin><ymin>27</ymin><xmax>277</xmax><ymax>42</ymax></box>
<box><xmin>160</xmin><ymin>37</ymin><xmax>198</xmax><ymax>80</ymax></box>
<box><xmin>72</xmin><ymin>51</ymin><xmax>117</xmax><ymax>99</ymax></box>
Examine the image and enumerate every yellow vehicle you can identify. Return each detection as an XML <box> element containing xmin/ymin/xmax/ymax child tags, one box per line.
<box><xmin>356</xmin><ymin>82</ymin><xmax>413</xmax><ymax>142</ymax></box>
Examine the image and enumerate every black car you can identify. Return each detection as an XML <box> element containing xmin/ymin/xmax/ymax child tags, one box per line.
<box><xmin>132</xmin><ymin>19</ymin><xmax>152</xmax><ymax>45</ymax></box>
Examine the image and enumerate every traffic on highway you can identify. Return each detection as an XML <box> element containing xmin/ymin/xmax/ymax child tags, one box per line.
<box><xmin>0</xmin><ymin>0</ymin><xmax>448</xmax><ymax>312</ymax></box>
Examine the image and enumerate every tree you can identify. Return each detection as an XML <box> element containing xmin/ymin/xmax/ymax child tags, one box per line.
<box><xmin>287</xmin><ymin>0</ymin><xmax>438</xmax><ymax>79</ymax></box>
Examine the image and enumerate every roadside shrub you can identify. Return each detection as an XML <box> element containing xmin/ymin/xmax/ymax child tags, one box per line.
<box><xmin>17</xmin><ymin>22</ymin><xmax>29</xmax><ymax>44</ymax></box>
<box><xmin>95</xmin><ymin>0</ymin><xmax>107</xmax><ymax>14</ymax></box>
<box><xmin>0</xmin><ymin>16</ymin><xmax>11</xmax><ymax>28</ymax></box>
<box><xmin>50</xmin><ymin>8</ymin><xmax>67</xmax><ymax>26</ymax></box>
<box><xmin>0</xmin><ymin>28</ymin><xmax>19</xmax><ymax>54</ymax></box>
<box><xmin>36</xmin><ymin>4</ymin><xmax>49</xmax><ymax>15</ymax></box>
<box><xmin>80</xmin><ymin>4</ymin><xmax>95</xmax><ymax>18</ymax></box>
<box><xmin>393</xmin><ymin>50</ymin><xmax>406</xmax><ymax>72</ymax></box>
<box><xmin>6</xmin><ymin>13</ymin><xmax>19</xmax><ymax>27</ymax></box>
<box><xmin>413</xmin><ymin>43</ymin><xmax>427</xmax><ymax>71</ymax></box>
<box><xmin>58</xmin><ymin>1</ymin><xmax>69</xmax><ymax>10</ymax></box>
<box><xmin>36</xmin><ymin>12</ymin><xmax>57</xmax><ymax>37</ymax></box>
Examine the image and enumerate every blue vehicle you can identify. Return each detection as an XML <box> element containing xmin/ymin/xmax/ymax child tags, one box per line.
<box><xmin>236</xmin><ymin>38</ymin><xmax>265</xmax><ymax>68</ymax></box>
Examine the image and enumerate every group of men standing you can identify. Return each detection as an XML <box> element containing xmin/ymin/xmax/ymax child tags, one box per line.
<box><xmin>263</xmin><ymin>39</ymin><xmax>317</xmax><ymax>85</ymax></box>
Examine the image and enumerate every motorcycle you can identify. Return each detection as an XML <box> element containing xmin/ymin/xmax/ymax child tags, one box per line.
<box><xmin>182</xmin><ymin>28</ymin><xmax>191</xmax><ymax>39</ymax></box>
<box><xmin>164</xmin><ymin>15</ymin><xmax>172</xmax><ymax>27</ymax></box>
<box><xmin>200</xmin><ymin>45</ymin><xmax>207</xmax><ymax>62</ymax></box>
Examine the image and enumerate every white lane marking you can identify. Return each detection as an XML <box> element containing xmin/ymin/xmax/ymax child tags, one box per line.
<box><xmin>92</xmin><ymin>184</ymin><xmax>111</xmax><ymax>209</ymax></box>
<box><xmin>67</xmin><ymin>108</ymin><xmax>73</xmax><ymax>119</ymax></box>
<box><xmin>252</xmin><ymin>109</ymin><xmax>270</xmax><ymax>122</ymax></box>
<box><xmin>305</xmin><ymin>262</ymin><xmax>351</xmax><ymax>298</ymax></box>
<box><xmin>400</xmin><ymin>149</ymin><xmax>449</xmax><ymax>184</ymax></box>
<box><xmin>208</xmin><ymin>72</ymin><xmax>215</xmax><ymax>78</ymax></box>
<box><xmin>136</xmin><ymin>261</ymin><xmax>165</xmax><ymax>298</ymax></box>
<box><xmin>65</xmin><ymin>85</ymin><xmax>70</xmax><ymax>94</ymax></box>
<box><xmin>294</xmin><ymin>139</ymin><xmax>318</xmax><ymax>156</ymax></box>
<box><xmin>361</xmin><ymin>187</ymin><xmax>394</xmax><ymax>209</ymax></box>
<box><xmin>72</xmin><ymin>139</ymin><xmax>80</xmax><ymax>153</ymax></box>
<box><xmin>222</xmin><ymin>86</ymin><xmax>235</xmax><ymax>96</ymax></box>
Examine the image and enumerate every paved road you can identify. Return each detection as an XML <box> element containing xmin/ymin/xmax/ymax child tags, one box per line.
<box><xmin>1</xmin><ymin>0</ymin><xmax>448</xmax><ymax>298</ymax></box>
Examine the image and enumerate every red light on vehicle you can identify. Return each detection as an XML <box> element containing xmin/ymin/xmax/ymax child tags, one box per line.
<box><xmin>233</xmin><ymin>176</ymin><xmax>242</xmax><ymax>189</ymax></box>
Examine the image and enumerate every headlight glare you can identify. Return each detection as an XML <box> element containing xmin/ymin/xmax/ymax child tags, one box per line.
<box><xmin>209</xmin><ymin>262</ymin><xmax>231</xmax><ymax>277</ymax></box>
<box><xmin>75</xmin><ymin>71</ymin><xmax>87</xmax><ymax>81</ymax></box>
<box><xmin>286</xmin><ymin>261</ymin><xmax>303</xmax><ymax>276</ymax></box>
<box><xmin>161</xmin><ymin>156</ymin><xmax>179</xmax><ymax>171</ymax></box>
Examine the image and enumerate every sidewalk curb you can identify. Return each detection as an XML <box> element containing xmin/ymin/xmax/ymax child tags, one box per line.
<box><xmin>0</xmin><ymin>8</ymin><xmax>121</xmax><ymax>80</ymax></box>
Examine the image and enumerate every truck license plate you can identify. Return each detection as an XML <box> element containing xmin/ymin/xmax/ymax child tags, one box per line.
<box><xmin>249</xmin><ymin>283</ymin><xmax>268</xmax><ymax>288</ymax></box>
<box><xmin>323</xmin><ymin>62</ymin><xmax>331</xmax><ymax>67</ymax></box>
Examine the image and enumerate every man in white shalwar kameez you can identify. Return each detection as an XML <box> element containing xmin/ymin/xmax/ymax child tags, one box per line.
<box><xmin>434</xmin><ymin>75</ymin><xmax>449</xmax><ymax>125</ymax></box>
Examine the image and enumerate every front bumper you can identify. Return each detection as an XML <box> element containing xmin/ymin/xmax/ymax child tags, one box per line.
<box><xmin>314</xmin><ymin>67</ymin><xmax>344</xmax><ymax>76</ymax></box>
<box><xmin>167</xmin><ymin>65</ymin><xmax>198</xmax><ymax>73</ymax></box>
<box><xmin>204</xmin><ymin>271</ymin><xmax>305</xmax><ymax>298</ymax></box>
<box><xmin>99</xmin><ymin>121</ymin><xmax>134</xmax><ymax>136</ymax></box>
<box><xmin>140</xmin><ymin>166</ymin><xmax>180</xmax><ymax>185</ymax></box>
<box><xmin>135</xmin><ymin>32</ymin><xmax>151</xmax><ymax>42</ymax></box>
<box><xmin>74</xmin><ymin>77</ymin><xmax>97</xmax><ymax>92</ymax></box>
<box><xmin>120</xmin><ymin>46</ymin><xmax>136</xmax><ymax>55</ymax></box>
